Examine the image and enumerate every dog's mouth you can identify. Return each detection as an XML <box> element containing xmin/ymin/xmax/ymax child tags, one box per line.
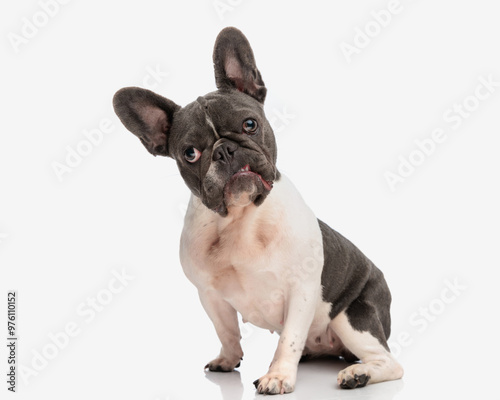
<box><xmin>231</xmin><ymin>164</ymin><xmax>274</xmax><ymax>191</ymax></box>
<box><xmin>210</xmin><ymin>164</ymin><xmax>274</xmax><ymax>216</ymax></box>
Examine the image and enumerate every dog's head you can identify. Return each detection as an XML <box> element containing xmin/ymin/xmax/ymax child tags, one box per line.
<box><xmin>113</xmin><ymin>27</ymin><xmax>279</xmax><ymax>217</ymax></box>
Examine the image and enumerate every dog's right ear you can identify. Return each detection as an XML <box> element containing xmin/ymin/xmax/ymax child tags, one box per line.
<box><xmin>213</xmin><ymin>27</ymin><xmax>267</xmax><ymax>103</ymax></box>
<box><xmin>113</xmin><ymin>87</ymin><xmax>180</xmax><ymax>157</ymax></box>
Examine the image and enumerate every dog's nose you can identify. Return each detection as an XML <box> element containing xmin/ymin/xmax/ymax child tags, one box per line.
<box><xmin>212</xmin><ymin>140</ymin><xmax>239</xmax><ymax>163</ymax></box>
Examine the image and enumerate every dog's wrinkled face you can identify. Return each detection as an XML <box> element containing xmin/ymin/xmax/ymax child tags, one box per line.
<box><xmin>113</xmin><ymin>27</ymin><xmax>279</xmax><ymax>216</ymax></box>
<box><xmin>170</xmin><ymin>90</ymin><xmax>278</xmax><ymax>215</ymax></box>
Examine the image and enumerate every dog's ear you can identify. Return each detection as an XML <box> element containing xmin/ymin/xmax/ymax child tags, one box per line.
<box><xmin>113</xmin><ymin>87</ymin><xmax>180</xmax><ymax>157</ymax></box>
<box><xmin>213</xmin><ymin>27</ymin><xmax>267</xmax><ymax>104</ymax></box>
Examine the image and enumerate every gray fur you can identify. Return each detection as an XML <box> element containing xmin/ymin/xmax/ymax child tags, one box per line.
<box><xmin>318</xmin><ymin>219</ymin><xmax>391</xmax><ymax>350</ymax></box>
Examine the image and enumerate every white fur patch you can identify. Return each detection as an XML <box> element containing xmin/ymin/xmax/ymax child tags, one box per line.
<box><xmin>179</xmin><ymin>174</ymin><xmax>402</xmax><ymax>392</ymax></box>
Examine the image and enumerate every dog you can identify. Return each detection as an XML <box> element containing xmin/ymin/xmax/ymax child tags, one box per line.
<box><xmin>113</xmin><ymin>27</ymin><xmax>403</xmax><ymax>394</ymax></box>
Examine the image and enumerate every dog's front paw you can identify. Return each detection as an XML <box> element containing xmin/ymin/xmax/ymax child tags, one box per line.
<box><xmin>253</xmin><ymin>372</ymin><xmax>295</xmax><ymax>395</ymax></box>
<box><xmin>204</xmin><ymin>356</ymin><xmax>241</xmax><ymax>372</ymax></box>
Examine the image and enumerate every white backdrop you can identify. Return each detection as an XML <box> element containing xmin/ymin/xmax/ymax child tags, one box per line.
<box><xmin>1</xmin><ymin>1</ymin><xmax>499</xmax><ymax>399</ymax></box>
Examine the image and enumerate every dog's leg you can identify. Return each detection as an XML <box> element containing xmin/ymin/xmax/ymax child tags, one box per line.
<box><xmin>253</xmin><ymin>286</ymin><xmax>320</xmax><ymax>395</ymax></box>
<box><xmin>199</xmin><ymin>290</ymin><xmax>243</xmax><ymax>372</ymax></box>
<box><xmin>330</xmin><ymin>311</ymin><xmax>404</xmax><ymax>389</ymax></box>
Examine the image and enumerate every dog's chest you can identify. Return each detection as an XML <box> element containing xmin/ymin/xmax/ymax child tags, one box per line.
<box><xmin>180</xmin><ymin>176</ymin><xmax>325</xmax><ymax>331</ymax></box>
<box><xmin>183</xmin><ymin>204</ymin><xmax>288</xmax><ymax>324</ymax></box>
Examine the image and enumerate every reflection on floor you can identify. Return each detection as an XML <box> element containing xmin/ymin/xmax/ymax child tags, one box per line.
<box><xmin>205</xmin><ymin>358</ymin><xmax>404</xmax><ymax>400</ymax></box>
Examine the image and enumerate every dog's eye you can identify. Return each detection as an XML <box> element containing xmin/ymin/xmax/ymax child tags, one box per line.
<box><xmin>184</xmin><ymin>147</ymin><xmax>202</xmax><ymax>163</ymax></box>
<box><xmin>242</xmin><ymin>119</ymin><xmax>258</xmax><ymax>134</ymax></box>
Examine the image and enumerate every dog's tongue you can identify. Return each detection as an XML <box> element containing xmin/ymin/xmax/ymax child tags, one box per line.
<box><xmin>237</xmin><ymin>164</ymin><xmax>273</xmax><ymax>191</ymax></box>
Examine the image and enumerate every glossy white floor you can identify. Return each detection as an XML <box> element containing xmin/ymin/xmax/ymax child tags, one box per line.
<box><xmin>162</xmin><ymin>324</ymin><xmax>490</xmax><ymax>400</ymax></box>
<box><xmin>202</xmin><ymin>355</ymin><xmax>405</xmax><ymax>400</ymax></box>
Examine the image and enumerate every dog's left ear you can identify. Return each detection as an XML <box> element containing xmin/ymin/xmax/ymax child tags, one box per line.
<box><xmin>113</xmin><ymin>87</ymin><xmax>180</xmax><ymax>157</ymax></box>
<box><xmin>213</xmin><ymin>27</ymin><xmax>267</xmax><ymax>104</ymax></box>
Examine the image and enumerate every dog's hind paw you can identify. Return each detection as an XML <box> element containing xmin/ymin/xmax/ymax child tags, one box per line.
<box><xmin>338</xmin><ymin>365</ymin><xmax>371</xmax><ymax>389</ymax></box>
<box><xmin>204</xmin><ymin>356</ymin><xmax>241</xmax><ymax>372</ymax></box>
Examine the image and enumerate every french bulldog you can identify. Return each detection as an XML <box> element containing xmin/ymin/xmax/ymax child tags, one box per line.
<box><xmin>113</xmin><ymin>27</ymin><xmax>403</xmax><ymax>395</ymax></box>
